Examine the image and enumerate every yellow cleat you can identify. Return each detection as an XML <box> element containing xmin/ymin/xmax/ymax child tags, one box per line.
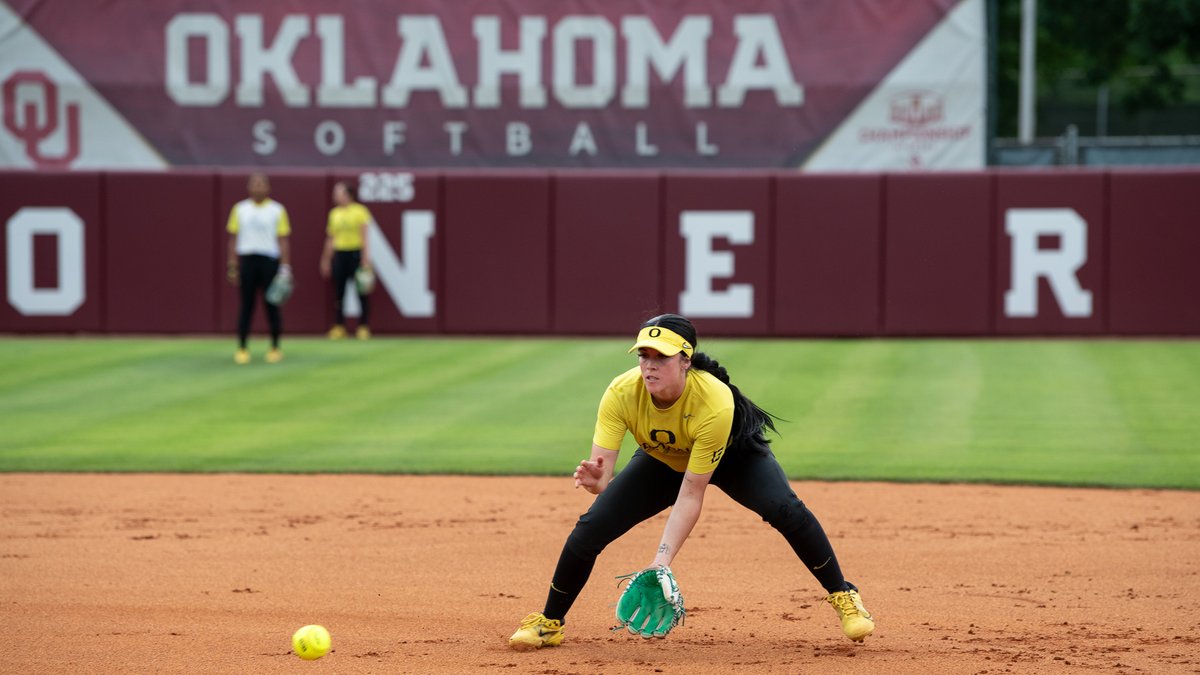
<box><xmin>328</xmin><ymin>325</ymin><xmax>347</xmax><ymax>340</ymax></box>
<box><xmin>827</xmin><ymin>589</ymin><xmax>874</xmax><ymax>642</ymax></box>
<box><xmin>509</xmin><ymin>612</ymin><xmax>564</xmax><ymax>651</ymax></box>
<box><xmin>234</xmin><ymin>349</ymin><xmax>250</xmax><ymax>365</ymax></box>
<box><xmin>356</xmin><ymin>325</ymin><xmax>371</xmax><ymax>340</ymax></box>
<box><xmin>265</xmin><ymin>348</ymin><xmax>283</xmax><ymax>364</ymax></box>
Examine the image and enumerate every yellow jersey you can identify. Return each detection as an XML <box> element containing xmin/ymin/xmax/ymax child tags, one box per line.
<box><xmin>593</xmin><ymin>366</ymin><xmax>734</xmax><ymax>474</ymax></box>
<box><xmin>327</xmin><ymin>203</ymin><xmax>373</xmax><ymax>251</ymax></box>
<box><xmin>227</xmin><ymin>198</ymin><xmax>290</xmax><ymax>257</ymax></box>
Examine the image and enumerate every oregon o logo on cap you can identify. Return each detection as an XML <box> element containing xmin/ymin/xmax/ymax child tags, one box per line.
<box><xmin>649</xmin><ymin>328</ymin><xmax>661</xmax><ymax>337</ymax></box>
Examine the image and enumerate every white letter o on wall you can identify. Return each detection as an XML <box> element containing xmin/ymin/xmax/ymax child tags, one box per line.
<box><xmin>6</xmin><ymin>207</ymin><xmax>86</xmax><ymax>316</ymax></box>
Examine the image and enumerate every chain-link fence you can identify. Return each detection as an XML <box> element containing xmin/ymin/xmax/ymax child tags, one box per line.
<box><xmin>994</xmin><ymin>65</ymin><xmax>1200</xmax><ymax>166</ymax></box>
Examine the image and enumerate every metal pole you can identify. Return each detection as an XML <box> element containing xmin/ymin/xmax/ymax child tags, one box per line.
<box><xmin>987</xmin><ymin>0</ymin><xmax>999</xmax><ymax>165</ymax></box>
<box><xmin>1018</xmin><ymin>0</ymin><xmax>1037</xmax><ymax>144</ymax></box>
<box><xmin>1097</xmin><ymin>85</ymin><xmax>1109</xmax><ymax>137</ymax></box>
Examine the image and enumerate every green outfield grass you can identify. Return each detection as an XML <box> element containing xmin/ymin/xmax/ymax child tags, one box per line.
<box><xmin>0</xmin><ymin>337</ymin><xmax>1197</xmax><ymax>489</ymax></box>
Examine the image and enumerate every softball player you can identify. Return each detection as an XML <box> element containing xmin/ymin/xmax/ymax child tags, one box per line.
<box><xmin>319</xmin><ymin>181</ymin><xmax>373</xmax><ymax>340</ymax></box>
<box><xmin>226</xmin><ymin>173</ymin><xmax>291</xmax><ymax>365</ymax></box>
<box><xmin>510</xmin><ymin>314</ymin><xmax>874</xmax><ymax>650</ymax></box>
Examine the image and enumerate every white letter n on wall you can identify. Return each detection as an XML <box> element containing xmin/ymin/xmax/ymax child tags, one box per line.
<box><xmin>1004</xmin><ymin>208</ymin><xmax>1093</xmax><ymax>318</ymax></box>
<box><xmin>344</xmin><ymin>211</ymin><xmax>436</xmax><ymax>318</ymax></box>
<box><xmin>679</xmin><ymin>211</ymin><xmax>754</xmax><ymax>318</ymax></box>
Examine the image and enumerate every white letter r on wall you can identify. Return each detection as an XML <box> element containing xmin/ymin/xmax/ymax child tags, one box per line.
<box><xmin>1004</xmin><ymin>208</ymin><xmax>1093</xmax><ymax>318</ymax></box>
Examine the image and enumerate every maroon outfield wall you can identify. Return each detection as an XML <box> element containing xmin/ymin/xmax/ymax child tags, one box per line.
<box><xmin>773</xmin><ymin>174</ymin><xmax>882</xmax><ymax>337</ymax></box>
<box><xmin>884</xmin><ymin>173</ymin><xmax>993</xmax><ymax>336</ymax></box>
<box><xmin>552</xmin><ymin>173</ymin><xmax>662</xmax><ymax>334</ymax></box>
<box><xmin>103</xmin><ymin>172</ymin><xmax>217</xmax><ymax>333</ymax></box>
<box><xmin>1108</xmin><ymin>171</ymin><xmax>1200</xmax><ymax>335</ymax></box>
<box><xmin>1</xmin><ymin>169</ymin><xmax>1198</xmax><ymax>337</ymax></box>
<box><xmin>443</xmin><ymin>173</ymin><xmax>553</xmax><ymax>334</ymax></box>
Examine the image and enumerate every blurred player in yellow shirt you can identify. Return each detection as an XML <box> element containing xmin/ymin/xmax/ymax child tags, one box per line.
<box><xmin>226</xmin><ymin>173</ymin><xmax>291</xmax><ymax>364</ymax></box>
<box><xmin>319</xmin><ymin>181</ymin><xmax>374</xmax><ymax>340</ymax></box>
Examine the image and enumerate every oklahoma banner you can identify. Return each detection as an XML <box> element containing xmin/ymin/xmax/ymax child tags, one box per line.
<box><xmin>0</xmin><ymin>0</ymin><xmax>984</xmax><ymax>169</ymax></box>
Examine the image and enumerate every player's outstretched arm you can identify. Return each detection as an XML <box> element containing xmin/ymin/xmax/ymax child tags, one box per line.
<box><xmin>650</xmin><ymin>469</ymin><xmax>712</xmax><ymax>568</ymax></box>
<box><xmin>574</xmin><ymin>444</ymin><xmax>619</xmax><ymax>495</ymax></box>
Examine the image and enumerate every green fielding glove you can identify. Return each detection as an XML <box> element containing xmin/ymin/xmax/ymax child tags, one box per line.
<box><xmin>265</xmin><ymin>265</ymin><xmax>294</xmax><ymax>306</ymax></box>
<box><xmin>613</xmin><ymin>566</ymin><xmax>685</xmax><ymax>639</ymax></box>
<box><xmin>354</xmin><ymin>265</ymin><xmax>376</xmax><ymax>294</ymax></box>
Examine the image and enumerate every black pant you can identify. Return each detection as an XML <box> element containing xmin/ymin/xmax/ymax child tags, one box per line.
<box><xmin>544</xmin><ymin>447</ymin><xmax>852</xmax><ymax>621</ymax></box>
<box><xmin>237</xmin><ymin>254</ymin><xmax>281</xmax><ymax>349</ymax></box>
<box><xmin>331</xmin><ymin>250</ymin><xmax>369</xmax><ymax>326</ymax></box>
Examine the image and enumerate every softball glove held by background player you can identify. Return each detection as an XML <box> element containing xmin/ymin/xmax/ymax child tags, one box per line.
<box><xmin>265</xmin><ymin>265</ymin><xmax>293</xmax><ymax>307</ymax></box>
<box><xmin>613</xmin><ymin>566</ymin><xmax>685</xmax><ymax>638</ymax></box>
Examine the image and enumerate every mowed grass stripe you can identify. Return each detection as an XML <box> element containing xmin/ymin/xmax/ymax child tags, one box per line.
<box><xmin>0</xmin><ymin>337</ymin><xmax>1196</xmax><ymax>488</ymax></box>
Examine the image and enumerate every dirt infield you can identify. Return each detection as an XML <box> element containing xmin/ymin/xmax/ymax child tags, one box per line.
<box><xmin>1</xmin><ymin>474</ymin><xmax>1197</xmax><ymax>674</ymax></box>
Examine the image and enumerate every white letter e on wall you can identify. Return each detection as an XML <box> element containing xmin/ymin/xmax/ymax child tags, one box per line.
<box><xmin>679</xmin><ymin>211</ymin><xmax>754</xmax><ymax>318</ymax></box>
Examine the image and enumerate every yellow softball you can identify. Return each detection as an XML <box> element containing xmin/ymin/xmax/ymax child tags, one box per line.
<box><xmin>292</xmin><ymin>624</ymin><xmax>331</xmax><ymax>660</ymax></box>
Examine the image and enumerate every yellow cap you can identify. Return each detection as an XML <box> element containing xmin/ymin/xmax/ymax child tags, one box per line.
<box><xmin>628</xmin><ymin>326</ymin><xmax>694</xmax><ymax>358</ymax></box>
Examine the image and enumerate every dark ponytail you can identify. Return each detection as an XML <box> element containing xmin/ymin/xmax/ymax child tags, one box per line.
<box><xmin>640</xmin><ymin>314</ymin><xmax>780</xmax><ymax>449</ymax></box>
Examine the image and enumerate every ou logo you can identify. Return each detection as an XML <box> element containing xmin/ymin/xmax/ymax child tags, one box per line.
<box><xmin>2</xmin><ymin>71</ymin><xmax>81</xmax><ymax>169</ymax></box>
<box><xmin>6</xmin><ymin>207</ymin><xmax>86</xmax><ymax>316</ymax></box>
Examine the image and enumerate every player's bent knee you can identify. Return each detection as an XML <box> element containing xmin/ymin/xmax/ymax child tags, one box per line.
<box><xmin>564</xmin><ymin>526</ymin><xmax>612</xmax><ymax>560</ymax></box>
<box><xmin>761</xmin><ymin>498</ymin><xmax>813</xmax><ymax>534</ymax></box>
